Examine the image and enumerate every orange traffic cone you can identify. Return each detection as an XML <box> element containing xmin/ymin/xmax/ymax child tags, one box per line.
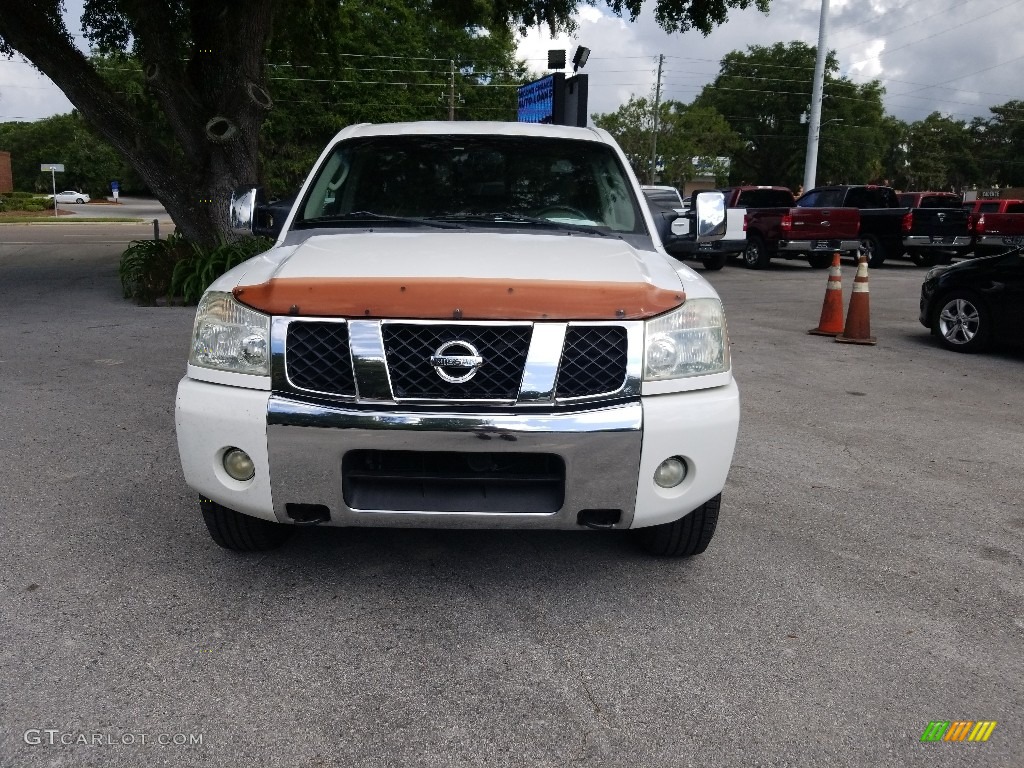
<box><xmin>836</xmin><ymin>251</ymin><xmax>877</xmax><ymax>345</ymax></box>
<box><xmin>808</xmin><ymin>252</ymin><xmax>845</xmax><ymax>336</ymax></box>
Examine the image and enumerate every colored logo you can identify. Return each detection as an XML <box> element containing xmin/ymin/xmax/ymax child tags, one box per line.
<box><xmin>920</xmin><ymin>721</ymin><xmax>997</xmax><ymax>742</ymax></box>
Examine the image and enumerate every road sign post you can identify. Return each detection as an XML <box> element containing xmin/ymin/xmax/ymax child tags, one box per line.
<box><xmin>41</xmin><ymin>163</ymin><xmax>65</xmax><ymax>217</ymax></box>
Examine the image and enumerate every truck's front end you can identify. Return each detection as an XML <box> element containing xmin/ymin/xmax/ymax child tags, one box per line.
<box><xmin>175</xmin><ymin>122</ymin><xmax>739</xmax><ymax>556</ymax></box>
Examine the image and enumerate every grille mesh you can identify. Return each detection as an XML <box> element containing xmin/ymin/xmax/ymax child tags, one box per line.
<box><xmin>383</xmin><ymin>324</ymin><xmax>531</xmax><ymax>400</ymax></box>
<box><xmin>556</xmin><ymin>326</ymin><xmax>628</xmax><ymax>398</ymax></box>
<box><xmin>285</xmin><ymin>322</ymin><xmax>356</xmax><ymax>396</ymax></box>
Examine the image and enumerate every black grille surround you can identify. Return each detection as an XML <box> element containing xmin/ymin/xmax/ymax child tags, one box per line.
<box><xmin>280</xmin><ymin>319</ymin><xmax>634</xmax><ymax>404</ymax></box>
<box><xmin>556</xmin><ymin>326</ymin><xmax>628</xmax><ymax>399</ymax></box>
<box><xmin>383</xmin><ymin>323</ymin><xmax>532</xmax><ymax>400</ymax></box>
<box><xmin>285</xmin><ymin>321</ymin><xmax>356</xmax><ymax>396</ymax></box>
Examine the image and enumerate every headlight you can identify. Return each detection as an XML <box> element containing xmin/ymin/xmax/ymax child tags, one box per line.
<box><xmin>644</xmin><ymin>298</ymin><xmax>729</xmax><ymax>381</ymax></box>
<box><xmin>924</xmin><ymin>265</ymin><xmax>952</xmax><ymax>282</ymax></box>
<box><xmin>189</xmin><ymin>291</ymin><xmax>271</xmax><ymax>376</ymax></box>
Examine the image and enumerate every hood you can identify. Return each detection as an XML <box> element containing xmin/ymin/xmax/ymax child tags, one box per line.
<box><xmin>231</xmin><ymin>231</ymin><xmax>688</xmax><ymax>320</ymax></box>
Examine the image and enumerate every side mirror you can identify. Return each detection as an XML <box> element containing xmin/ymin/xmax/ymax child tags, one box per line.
<box><xmin>229</xmin><ymin>187</ymin><xmax>267</xmax><ymax>235</ymax></box>
<box><xmin>253</xmin><ymin>195</ymin><xmax>297</xmax><ymax>239</ymax></box>
<box><xmin>693</xmin><ymin>190</ymin><xmax>726</xmax><ymax>241</ymax></box>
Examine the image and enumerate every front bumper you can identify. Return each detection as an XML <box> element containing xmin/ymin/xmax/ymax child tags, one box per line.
<box><xmin>175</xmin><ymin>377</ymin><xmax>740</xmax><ymax>530</ymax></box>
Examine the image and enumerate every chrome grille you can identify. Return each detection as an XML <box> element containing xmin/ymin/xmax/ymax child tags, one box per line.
<box><xmin>383</xmin><ymin>324</ymin><xmax>531</xmax><ymax>400</ymax></box>
<box><xmin>285</xmin><ymin>322</ymin><xmax>356</xmax><ymax>396</ymax></box>
<box><xmin>556</xmin><ymin>326</ymin><xmax>628</xmax><ymax>398</ymax></box>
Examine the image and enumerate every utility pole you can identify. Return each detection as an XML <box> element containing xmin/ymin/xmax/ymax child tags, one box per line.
<box><xmin>448</xmin><ymin>59</ymin><xmax>456</xmax><ymax>121</ymax></box>
<box><xmin>648</xmin><ymin>54</ymin><xmax>664</xmax><ymax>185</ymax></box>
<box><xmin>803</xmin><ymin>0</ymin><xmax>830</xmax><ymax>193</ymax></box>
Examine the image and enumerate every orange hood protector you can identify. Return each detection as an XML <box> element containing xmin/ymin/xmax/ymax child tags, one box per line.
<box><xmin>233</xmin><ymin>277</ymin><xmax>685</xmax><ymax>321</ymax></box>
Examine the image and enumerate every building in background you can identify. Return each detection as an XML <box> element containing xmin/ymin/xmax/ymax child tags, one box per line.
<box><xmin>0</xmin><ymin>151</ymin><xmax>13</xmax><ymax>194</ymax></box>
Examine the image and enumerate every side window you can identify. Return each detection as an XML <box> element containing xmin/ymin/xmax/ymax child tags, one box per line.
<box><xmin>979</xmin><ymin>202</ymin><xmax>999</xmax><ymax>213</ymax></box>
<box><xmin>845</xmin><ymin>188</ymin><xmax>876</xmax><ymax>208</ymax></box>
<box><xmin>804</xmin><ymin>190</ymin><xmax>842</xmax><ymax>207</ymax></box>
<box><xmin>1005</xmin><ymin>203</ymin><xmax>1024</xmax><ymax>214</ymax></box>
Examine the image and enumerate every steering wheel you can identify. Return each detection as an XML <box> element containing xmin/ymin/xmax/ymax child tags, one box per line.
<box><xmin>533</xmin><ymin>205</ymin><xmax>590</xmax><ymax>220</ymax></box>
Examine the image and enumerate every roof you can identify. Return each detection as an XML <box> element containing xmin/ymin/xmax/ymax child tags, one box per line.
<box><xmin>334</xmin><ymin>120</ymin><xmax>609</xmax><ymax>144</ymax></box>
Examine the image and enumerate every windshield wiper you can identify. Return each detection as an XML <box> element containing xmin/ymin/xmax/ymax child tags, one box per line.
<box><xmin>440</xmin><ymin>212</ymin><xmax>611</xmax><ymax>237</ymax></box>
<box><xmin>297</xmin><ymin>211</ymin><xmax>465</xmax><ymax>230</ymax></box>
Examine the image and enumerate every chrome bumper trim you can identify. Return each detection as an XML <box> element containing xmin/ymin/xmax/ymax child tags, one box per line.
<box><xmin>975</xmin><ymin>235</ymin><xmax>1021</xmax><ymax>246</ymax></box>
<box><xmin>776</xmin><ymin>239</ymin><xmax>860</xmax><ymax>252</ymax></box>
<box><xmin>903</xmin><ymin>236</ymin><xmax>971</xmax><ymax>247</ymax></box>
<box><xmin>266</xmin><ymin>397</ymin><xmax>643</xmax><ymax>529</ymax></box>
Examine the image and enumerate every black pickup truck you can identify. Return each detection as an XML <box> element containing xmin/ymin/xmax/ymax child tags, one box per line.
<box><xmin>796</xmin><ymin>185</ymin><xmax>908</xmax><ymax>267</ymax></box>
<box><xmin>898</xmin><ymin>191</ymin><xmax>972</xmax><ymax>266</ymax></box>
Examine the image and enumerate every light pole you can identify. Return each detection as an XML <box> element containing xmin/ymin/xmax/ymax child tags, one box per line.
<box><xmin>802</xmin><ymin>0</ymin><xmax>830</xmax><ymax>193</ymax></box>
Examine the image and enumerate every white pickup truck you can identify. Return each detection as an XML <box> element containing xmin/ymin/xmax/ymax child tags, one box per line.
<box><xmin>175</xmin><ymin>122</ymin><xmax>740</xmax><ymax>557</ymax></box>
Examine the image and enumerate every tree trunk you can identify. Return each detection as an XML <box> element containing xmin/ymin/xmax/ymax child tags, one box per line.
<box><xmin>0</xmin><ymin>1</ymin><xmax>278</xmax><ymax>248</ymax></box>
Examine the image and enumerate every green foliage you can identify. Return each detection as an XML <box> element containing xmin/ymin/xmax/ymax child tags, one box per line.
<box><xmin>693</xmin><ymin>41</ymin><xmax>888</xmax><ymax>188</ymax></box>
<box><xmin>593</xmin><ymin>96</ymin><xmax>741</xmax><ymax>186</ymax></box>
<box><xmin>120</xmin><ymin>233</ymin><xmax>272</xmax><ymax>305</ymax></box>
<box><xmin>0</xmin><ymin>194</ymin><xmax>55</xmax><ymax>212</ymax></box>
<box><xmin>118</xmin><ymin>233</ymin><xmax>193</xmax><ymax>304</ymax></box>
<box><xmin>260</xmin><ymin>0</ymin><xmax>529</xmax><ymax>196</ymax></box>
<box><xmin>0</xmin><ymin>113</ymin><xmax>145</xmax><ymax>196</ymax></box>
<box><xmin>169</xmin><ymin>237</ymin><xmax>274</xmax><ymax>304</ymax></box>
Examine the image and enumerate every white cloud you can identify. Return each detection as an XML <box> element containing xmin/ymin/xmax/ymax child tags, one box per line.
<box><xmin>515</xmin><ymin>0</ymin><xmax>1021</xmax><ymax>124</ymax></box>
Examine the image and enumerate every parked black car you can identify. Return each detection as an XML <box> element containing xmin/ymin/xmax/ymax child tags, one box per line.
<box><xmin>920</xmin><ymin>248</ymin><xmax>1024</xmax><ymax>352</ymax></box>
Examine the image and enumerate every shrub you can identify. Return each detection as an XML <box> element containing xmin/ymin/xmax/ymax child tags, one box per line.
<box><xmin>169</xmin><ymin>237</ymin><xmax>273</xmax><ymax>304</ymax></box>
<box><xmin>119</xmin><ymin>233</ymin><xmax>193</xmax><ymax>304</ymax></box>
<box><xmin>119</xmin><ymin>234</ymin><xmax>272</xmax><ymax>305</ymax></box>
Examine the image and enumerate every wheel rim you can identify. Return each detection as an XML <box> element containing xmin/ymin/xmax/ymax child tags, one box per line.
<box><xmin>744</xmin><ymin>243</ymin><xmax>760</xmax><ymax>265</ymax></box>
<box><xmin>938</xmin><ymin>298</ymin><xmax>980</xmax><ymax>344</ymax></box>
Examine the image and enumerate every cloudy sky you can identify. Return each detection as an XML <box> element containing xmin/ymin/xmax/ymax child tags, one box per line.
<box><xmin>0</xmin><ymin>0</ymin><xmax>1021</xmax><ymax>124</ymax></box>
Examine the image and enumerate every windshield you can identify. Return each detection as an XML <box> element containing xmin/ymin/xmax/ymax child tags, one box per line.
<box><xmin>295</xmin><ymin>134</ymin><xmax>645</xmax><ymax>234</ymax></box>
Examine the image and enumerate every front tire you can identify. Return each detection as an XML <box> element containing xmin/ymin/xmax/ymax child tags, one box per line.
<box><xmin>635</xmin><ymin>494</ymin><xmax>721</xmax><ymax>557</ymax></box>
<box><xmin>932</xmin><ymin>291</ymin><xmax>991</xmax><ymax>352</ymax></box>
<box><xmin>743</xmin><ymin>236</ymin><xmax>770</xmax><ymax>269</ymax></box>
<box><xmin>200</xmin><ymin>498</ymin><xmax>294</xmax><ymax>551</ymax></box>
<box><xmin>702</xmin><ymin>251</ymin><xmax>728</xmax><ymax>271</ymax></box>
<box><xmin>75</xmin><ymin>197</ymin><xmax>85</xmax><ymax>204</ymax></box>
<box><xmin>910</xmin><ymin>249</ymin><xmax>938</xmax><ymax>267</ymax></box>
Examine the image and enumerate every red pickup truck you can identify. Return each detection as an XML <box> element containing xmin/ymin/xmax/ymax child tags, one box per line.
<box><xmin>973</xmin><ymin>202</ymin><xmax>1024</xmax><ymax>257</ymax></box>
<box><xmin>726</xmin><ymin>186</ymin><xmax>861</xmax><ymax>269</ymax></box>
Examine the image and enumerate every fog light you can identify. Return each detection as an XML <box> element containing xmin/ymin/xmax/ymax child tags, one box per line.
<box><xmin>654</xmin><ymin>457</ymin><xmax>687</xmax><ymax>488</ymax></box>
<box><xmin>223</xmin><ymin>447</ymin><xmax>255</xmax><ymax>481</ymax></box>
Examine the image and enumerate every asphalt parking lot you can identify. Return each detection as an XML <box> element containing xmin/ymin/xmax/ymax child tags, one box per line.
<box><xmin>1</xmin><ymin>226</ymin><xmax>1021</xmax><ymax>767</ymax></box>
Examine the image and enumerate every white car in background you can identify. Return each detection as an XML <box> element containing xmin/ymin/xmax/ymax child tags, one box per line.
<box><xmin>50</xmin><ymin>191</ymin><xmax>91</xmax><ymax>204</ymax></box>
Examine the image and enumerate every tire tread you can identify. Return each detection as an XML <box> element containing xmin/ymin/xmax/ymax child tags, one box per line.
<box><xmin>636</xmin><ymin>494</ymin><xmax>721</xmax><ymax>557</ymax></box>
<box><xmin>200</xmin><ymin>498</ymin><xmax>293</xmax><ymax>552</ymax></box>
